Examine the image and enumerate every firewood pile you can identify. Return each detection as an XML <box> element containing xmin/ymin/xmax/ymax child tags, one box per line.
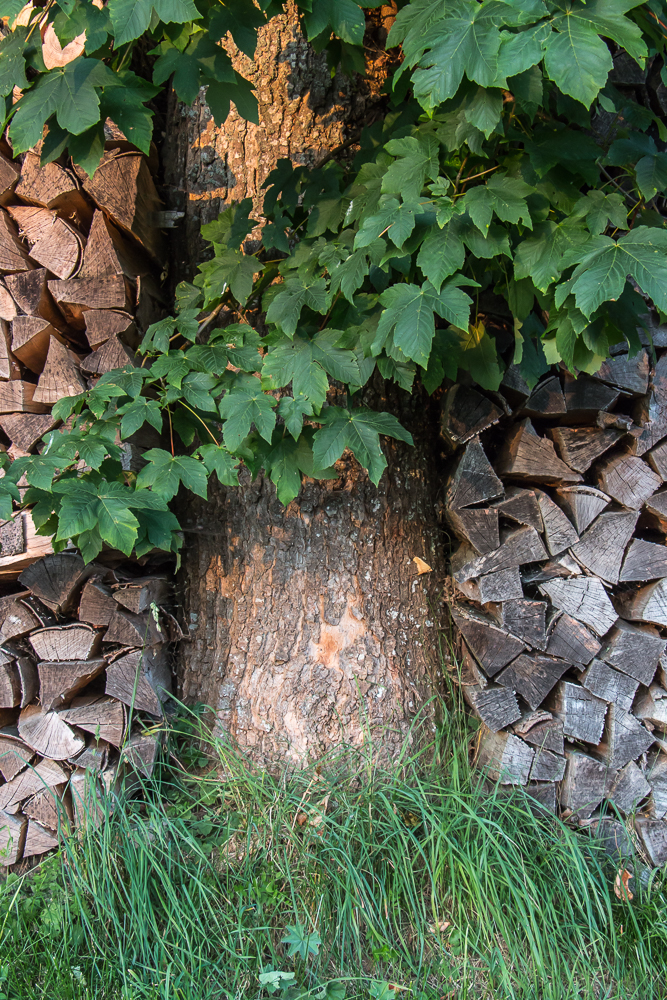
<box><xmin>444</xmin><ymin>350</ymin><xmax>667</xmax><ymax>867</ymax></box>
<box><xmin>0</xmin><ymin>551</ymin><xmax>174</xmax><ymax>867</ymax></box>
<box><xmin>0</xmin><ymin>137</ymin><xmax>165</xmax><ymax>575</ymax></box>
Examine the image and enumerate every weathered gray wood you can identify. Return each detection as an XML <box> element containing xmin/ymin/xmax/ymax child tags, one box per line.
<box><xmin>78</xmin><ymin>578</ymin><xmax>117</xmax><ymax>626</ymax></box>
<box><xmin>635</xmin><ymin>817</ymin><xmax>667</xmax><ymax>865</ymax></box>
<box><xmin>451</xmin><ymin>605</ymin><xmax>526</xmax><ymax>677</ymax></box>
<box><xmin>569</xmin><ymin>510</ymin><xmax>638</xmax><ymax>584</ymax></box>
<box><xmin>580</xmin><ymin>659</ymin><xmax>639</xmax><ymax>713</ymax></box>
<box><xmin>614</xmin><ymin>579</ymin><xmax>667</xmax><ymax>629</ymax></box>
<box><xmin>61</xmin><ymin>696</ymin><xmax>126</xmax><ymax>747</ymax></box>
<box><xmin>16</xmin><ymin>657</ymin><xmax>38</xmax><ymax>709</ymax></box>
<box><xmin>546</xmin><ymin>613</ymin><xmax>601</xmax><ymax>665</ymax></box>
<box><xmin>18</xmin><ymin>705</ymin><xmax>85</xmax><ymax>760</ymax></box>
<box><xmin>19</xmin><ymin>553</ymin><xmax>94</xmax><ymax>614</ymax></box>
<box><xmin>446</xmin><ymin>438</ymin><xmax>504</xmax><ymax>510</ymax></box>
<box><xmin>522</xmin><ymin>376</ymin><xmax>566</xmax><ymax>417</ymax></box>
<box><xmin>513</xmin><ymin>711</ymin><xmax>565</xmax><ymax>754</ymax></box>
<box><xmin>501</xmin><ymin>364</ymin><xmax>530</xmax><ymax>399</ymax></box>
<box><xmin>549</xmin><ymin>426</ymin><xmax>623</xmax><ymax>473</ymax></box>
<box><xmin>594</xmin><ymin>704</ymin><xmax>654</xmax><ymax>770</ymax></box>
<box><xmin>69</xmin><ymin>767</ymin><xmax>106</xmax><ymax>832</ymax></box>
<box><xmin>595</xmin><ymin>453</ymin><xmax>661</xmax><ymax>510</ymax></box>
<box><xmin>599</xmin><ymin>620</ymin><xmax>665</xmax><ymax>685</ymax></box>
<box><xmin>452</xmin><ymin>526</ymin><xmax>548</xmax><ymax>583</ymax></box>
<box><xmin>477</xmin><ymin>729</ymin><xmax>534</xmax><ymax>785</ymax></box>
<box><xmin>120</xmin><ymin>731</ymin><xmax>162</xmax><ymax>778</ymax></box>
<box><xmin>540</xmin><ymin>578</ymin><xmax>617</xmax><ymax>636</ymax></box>
<box><xmin>447</xmin><ymin>507</ymin><xmax>499</xmax><ymax>555</ymax></box>
<box><xmin>563</xmin><ymin>372</ymin><xmax>620</xmax><ymax>415</ymax></box>
<box><xmin>627</xmin><ymin>391</ymin><xmax>667</xmax><ymax>456</ymax></box>
<box><xmin>440</xmin><ymin>384</ymin><xmax>503</xmax><ymax>447</ymax></box>
<box><xmin>499</xmin><ymin>599</ymin><xmax>547</xmax><ymax>649</ymax></box>
<box><xmin>529</xmin><ymin>746</ymin><xmax>566</xmax><ymax>782</ymax></box>
<box><xmin>104</xmin><ymin>609</ymin><xmax>164</xmax><ymax>647</ymax></box>
<box><xmin>643</xmin><ymin>488</ymin><xmax>667</xmax><ymax>531</ymax></box>
<box><xmin>620</xmin><ymin>538</ymin><xmax>667</xmax><ymax>582</ymax></box>
<box><xmin>468</xmin><ymin>685</ymin><xmax>521</xmax><ymax>732</ymax></box>
<box><xmin>0</xmin><ymin>758</ymin><xmax>68</xmax><ymax>810</ymax></box>
<box><xmin>496</xmin><ymin>418</ymin><xmax>583</xmax><ymax>484</ymax></box>
<box><xmin>38</xmin><ymin>658</ymin><xmax>106</xmax><ymax>711</ymax></box>
<box><xmin>546</xmin><ymin>680</ymin><xmax>608</xmax><ymax>743</ymax></box>
<box><xmin>22</xmin><ymin>820</ymin><xmax>60</xmax><ymax>859</ymax></box>
<box><xmin>477</xmin><ymin>567</ymin><xmax>524</xmax><ymax>604</ymax></box>
<box><xmin>591</xmin><ymin>349</ymin><xmax>649</xmax><ymax>395</ymax></box>
<box><xmin>584</xmin><ymin>818</ymin><xmax>634</xmax><ymax>861</ymax></box>
<box><xmin>524</xmin><ymin>782</ymin><xmax>557</xmax><ymax>813</ymax></box>
<box><xmin>497</xmin><ymin>654</ymin><xmax>571</xmax><ymax>711</ymax></box>
<box><xmin>105</xmin><ymin>646</ymin><xmax>171</xmax><ymax>715</ymax></box>
<box><xmin>0</xmin><ymin>661</ymin><xmax>20</xmax><ymax>709</ymax></box>
<box><xmin>634</xmin><ymin>685</ymin><xmax>667</xmax><ymax>732</ymax></box>
<box><xmin>607</xmin><ymin>760</ymin><xmax>651</xmax><ymax>815</ymax></box>
<box><xmin>0</xmin><ymin>735</ymin><xmax>33</xmax><ymax>781</ymax></box>
<box><xmin>68</xmin><ymin>738</ymin><xmax>109</xmax><ymax>772</ymax></box>
<box><xmin>0</xmin><ymin>811</ymin><xmax>26</xmax><ymax>865</ymax></box>
<box><xmin>645</xmin><ymin>752</ymin><xmax>667</xmax><ymax>819</ymax></box>
<box><xmin>522</xmin><ymin>552</ymin><xmax>583</xmax><ymax>584</ymax></box>
<box><xmin>112</xmin><ymin>577</ymin><xmax>169</xmax><ymax>615</ymax></box>
<box><xmin>0</xmin><ymin>592</ymin><xmax>40</xmax><ymax>640</ymax></box>
<box><xmin>534</xmin><ymin>490</ymin><xmax>579</xmax><ymax>555</ymax></box>
<box><xmin>647</xmin><ymin>440</ymin><xmax>667</xmax><ymax>481</ymax></box>
<box><xmin>596</xmin><ymin>411</ymin><xmax>633</xmax><ymax>432</ymax></box>
<box><xmin>491</xmin><ymin>486</ymin><xmax>543</xmax><ymax>532</ymax></box>
<box><xmin>560</xmin><ymin>752</ymin><xmax>608</xmax><ymax>819</ymax></box>
<box><xmin>459</xmin><ymin>640</ymin><xmax>488</xmax><ymax>690</ymax></box>
<box><xmin>29</xmin><ymin>624</ymin><xmax>101</xmax><ymax>662</ymax></box>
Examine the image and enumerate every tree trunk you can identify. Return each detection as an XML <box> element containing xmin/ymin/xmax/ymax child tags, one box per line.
<box><xmin>164</xmin><ymin>4</ymin><xmax>447</xmax><ymax>765</ymax></box>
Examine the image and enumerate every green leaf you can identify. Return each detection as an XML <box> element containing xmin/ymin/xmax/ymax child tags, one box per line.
<box><xmin>136</xmin><ymin>449</ymin><xmax>209</xmax><ymax>500</ymax></box>
<box><xmin>313</xmin><ymin>406</ymin><xmax>412</xmax><ymax>486</ymax></box>
<box><xmin>208</xmin><ymin>0</ymin><xmax>265</xmax><ymax>57</ymax></box>
<box><xmin>329</xmin><ymin>249</ymin><xmax>370</xmax><ymax>303</ymax></box>
<box><xmin>572</xmin><ymin>190</ymin><xmax>627</xmax><ymax>234</ymax></box>
<box><xmin>197</xmin><ymin>248</ymin><xmax>259</xmax><ymax>306</ymax></box>
<box><xmin>277</xmin><ymin>395</ymin><xmax>314</xmax><ymax>439</ymax></box>
<box><xmin>635</xmin><ymin>152</ymin><xmax>667</xmax><ymax>202</ymax></box>
<box><xmin>568</xmin><ymin>226</ymin><xmax>667</xmax><ymax>318</ymax></box>
<box><xmin>262</xmin><ymin>331</ymin><xmax>359</xmax><ymax>407</ymax></box>
<box><xmin>265</xmin><ymin>275</ymin><xmax>329</xmax><ymax>337</ymax></box>
<box><xmin>119</xmin><ymin>398</ymin><xmax>163</xmax><ymax>437</ymax></box>
<box><xmin>182</xmin><ymin>371</ymin><xmax>219</xmax><ymax>412</ymax></box>
<box><xmin>417</xmin><ymin>218</ymin><xmax>466</xmax><ymax>291</ymax></box>
<box><xmin>0</xmin><ymin>27</ymin><xmax>28</xmax><ymax>98</ymax></box>
<box><xmin>98</xmin><ymin>71</ymin><xmax>157</xmax><ymax>155</ymax></box>
<box><xmin>303</xmin><ymin>0</ymin><xmax>365</xmax><ymax>46</ymax></box>
<box><xmin>218</xmin><ymin>376</ymin><xmax>277</xmax><ymax>450</ymax></box>
<box><xmin>197</xmin><ymin>443</ymin><xmax>240</xmax><ymax>485</ymax></box>
<box><xmin>110</xmin><ymin>0</ymin><xmax>200</xmax><ymax>47</ymax></box>
<box><xmin>382</xmin><ymin>134</ymin><xmax>440</xmax><ymax>203</ymax></box>
<box><xmin>456</xmin><ymin>320</ymin><xmax>502</xmax><ymax>390</ymax></box>
<box><xmin>201</xmin><ymin>199</ymin><xmax>256</xmax><ymax>250</ymax></box>
<box><xmin>355</xmin><ymin>198</ymin><xmax>420</xmax><ymax>250</ymax></box>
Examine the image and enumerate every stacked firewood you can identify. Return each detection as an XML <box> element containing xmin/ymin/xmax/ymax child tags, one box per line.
<box><xmin>0</xmin><ymin>551</ymin><xmax>174</xmax><ymax>866</ymax></box>
<box><xmin>0</xmin><ymin>138</ymin><xmax>165</xmax><ymax>575</ymax></box>
<box><xmin>444</xmin><ymin>348</ymin><xmax>667</xmax><ymax>866</ymax></box>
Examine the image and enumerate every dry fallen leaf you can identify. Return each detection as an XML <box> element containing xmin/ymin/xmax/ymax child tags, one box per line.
<box><xmin>413</xmin><ymin>556</ymin><xmax>432</xmax><ymax>575</ymax></box>
<box><xmin>428</xmin><ymin>919</ymin><xmax>452</xmax><ymax>933</ymax></box>
<box><xmin>42</xmin><ymin>24</ymin><xmax>86</xmax><ymax>70</ymax></box>
<box><xmin>296</xmin><ymin>811</ymin><xmax>308</xmax><ymax>827</ymax></box>
<box><xmin>614</xmin><ymin>868</ymin><xmax>634</xmax><ymax>902</ymax></box>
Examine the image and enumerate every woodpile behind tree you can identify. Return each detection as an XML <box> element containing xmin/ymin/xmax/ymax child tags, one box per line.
<box><xmin>444</xmin><ymin>347</ymin><xmax>667</xmax><ymax>867</ymax></box>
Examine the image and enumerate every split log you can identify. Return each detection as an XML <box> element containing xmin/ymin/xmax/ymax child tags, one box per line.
<box><xmin>521</xmin><ymin>375</ymin><xmax>565</xmax><ymax>417</ymax></box>
<box><xmin>647</xmin><ymin>441</ymin><xmax>667</xmax><ymax>481</ymax></box>
<box><xmin>0</xmin><ymin>381</ymin><xmax>49</xmax><ymax>414</ymax></box>
<box><xmin>563</xmin><ymin>371</ymin><xmax>620</xmax><ymax>415</ymax></box>
<box><xmin>105</xmin><ymin>647</ymin><xmax>171</xmax><ymax>715</ymax></box>
<box><xmin>529</xmin><ymin>746</ymin><xmax>565</xmax><ymax>782</ymax></box>
<box><xmin>11</xmin><ymin>316</ymin><xmax>64</xmax><ymax>373</ymax></box>
<box><xmin>615</xmin><ymin>579</ymin><xmax>667</xmax><ymax>629</ymax></box>
<box><xmin>0</xmin><ymin>321</ymin><xmax>20</xmax><ymax>380</ymax></box>
<box><xmin>33</xmin><ymin>338</ymin><xmax>87</xmax><ymax>404</ymax></box>
<box><xmin>513</xmin><ymin>712</ymin><xmax>564</xmax><ymax>755</ymax></box>
<box><xmin>499</xmin><ymin>599</ymin><xmax>547</xmax><ymax>649</ymax></box>
<box><xmin>446</xmin><ymin>438</ymin><xmax>504</xmax><ymax>510</ymax></box>
<box><xmin>540</xmin><ymin>577</ymin><xmax>617</xmax><ymax>636</ymax></box>
<box><xmin>598</xmin><ymin>620</ymin><xmax>665</xmax><ymax>685</ymax></box>
<box><xmin>22</xmin><ymin>820</ymin><xmax>59</xmax><ymax>858</ymax></box>
<box><xmin>644</xmin><ymin>489</ymin><xmax>667</xmax><ymax>532</ymax></box>
<box><xmin>0</xmin><ymin>514</ymin><xmax>25</xmax><ymax>558</ymax></box>
<box><xmin>491</xmin><ymin>486</ymin><xmax>542</xmax><ymax>532</ymax></box>
<box><xmin>476</xmin><ymin>567</ymin><xmax>523</xmax><ymax>604</ymax></box>
<box><xmin>594</xmin><ymin>704</ymin><xmax>654</xmax><ymax>770</ymax></box>
<box><xmin>0</xmin><ymin>593</ymin><xmax>40</xmax><ymax>639</ymax></box>
<box><xmin>450</xmin><ymin>605</ymin><xmax>526</xmax><ymax>677</ymax></box>
<box><xmin>476</xmin><ymin>729</ymin><xmax>534</xmax><ymax>785</ymax></box>
<box><xmin>569</xmin><ymin>510</ymin><xmax>638</xmax><ymax>584</ymax></box>
<box><xmin>534</xmin><ymin>490</ymin><xmax>578</xmax><ymax>556</ymax></box>
<box><xmin>596</xmin><ymin>411</ymin><xmax>633</xmax><ymax>432</ymax></box>
<box><xmin>19</xmin><ymin>552</ymin><xmax>94</xmax><ymax>614</ymax></box>
<box><xmin>523</xmin><ymin>552</ymin><xmax>583</xmax><ymax>583</ymax></box>
<box><xmin>635</xmin><ymin>817</ymin><xmax>667</xmax><ymax>865</ymax></box>
<box><xmin>468</xmin><ymin>685</ymin><xmax>521</xmax><ymax>732</ymax></box>
<box><xmin>0</xmin><ymin>282</ymin><xmax>17</xmax><ymax>320</ymax></box>
<box><xmin>496</xmin><ymin>418</ymin><xmax>583</xmax><ymax>484</ymax></box>
<box><xmin>8</xmin><ymin>205</ymin><xmax>83</xmax><ymax>279</ymax></box>
<box><xmin>16</xmin><ymin>657</ymin><xmax>38</xmax><ymax>708</ymax></box>
<box><xmin>501</xmin><ymin>364</ymin><xmax>530</xmax><ymax>400</ymax></box>
<box><xmin>546</xmin><ymin>680</ymin><xmax>608</xmax><ymax>743</ymax></box>
<box><xmin>69</xmin><ymin>738</ymin><xmax>109</xmax><ymax>772</ymax></box>
<box><xmin>29</xmin><ymin>624</ymin><xmax>101</xmax><ymax>662</ymax></box>
<box><xmin>78</xmin><ymin>209</ymin><xmax>144</xmax><ymax>280</ymax></box>
<box><xmin>23</xmin><ymin>784</ymin><xmax>71</xmax><ymax>833</ymax></box>
<box><xmin>0</xmin><ymin>413</ymin><xmax>57</xmax><ymax>453</ymax></box>
<box><xmin>80</xmin><ymin>334</ymin><xmax>136</xmax><ymax>375</ymax></box>
<box><xmin>549</xmin><ymin>426</ymin><xmax>622</xmax><ymax>474</ymax></box>
<box><xmin>14</xmin><ymin>151</ymin><xmax>89</xmax><ymax>223</ymax></box>
<box><xmin>0</xmin><ymin>758</ymin><xmax>68</xmax><ymax>810</ymax></box>
<box><xmin>47</xmin><ymin>275</ymin><xmax>132</xmax><ymax>329</ymax></box>
<box><xmin>0</xmin><ymin>211</ymin><xmax>30</xmax><ymax>273</ymax></box>
<box><xmin>440</xmin><ymin>383</ymin><xmax>502</xmax><ymax>446</ymax></box>
<box><xmin>620</xmin><ymin>538</ymin><xmax>667</xmax><ymax>582</ymax></box>
<box><xmin>0</xmin><ymin>735</ymin><xmax>33</xmax><ymax>781</ymax></box>
<box><xmin>38</xmin><ymin>658</ymin><xmax>106</xmax><ymax>711</ymax></box>
<box><xmin>0</xmin><ymin>812</ymin><xmax>26</xmax><ymax>865</ymax></box>
<box><xmin>0</xmin><ymin>661</ymin><xmax>20</xmax><ymax>708</ymax></box>
<box><xmin>560</xmin><ymin>752</ymin><xmax>608</xmax><ymax>819</ymax></box>
<box><xmin>553</xmin><ymin>486</ymin><xmax>610</xmax><ymax>534</ymax></box>
<box><xmin>452</xmin><ymin>526</ymin><xmax>548</xmax><ymax>583</ymax></box>
<box><xmin>112</xmin><ymin>577</ymin><xmax>169</xmax><ymax>615</ymax></box>
<box><xmin>78</xmin><ymin>579</ymin><xmax>117</xmax><ymax>626</ymax></box>
<box><xmin>69</xmin><ymin>768</ymin><xmax>105</xmax><ymax>831</ymax></box>
<box><xmin>627</xmin><ymin>392</ymin><xmax>667</xmax><ymax>456</ymax></box>
<box><xmin>104</xmin><ymin>609</ymin><xmax>164</xmax><ymax>647</ymax></box>
<box><xmin>634</xmin><ymin>685</ymin><xmax>667</xmax><ymax>732</ymax></box>
<box><xmin>447</xmin><ymin>507</ymin><xmax>499</xmax><ymax>555</ymax></box>
<box><xmin>496</xmin><ymin>653</ymin><xmax>570</xmax><ymax>711</ymax></box>
<box><xmin>522</xmin><ymin>782</ymin><xmax>557</xmax><ymax>813</ymax></box>
<box><xmin>595</xmin><ymin>452</ymin><xmax>661</xmax><ymax>510</ymax></box>
<box><xmin>18</xmin><ymin>705</ymin><xmax>85</xmax><ymax>760</ymax></box>
<box><xmin>590</xmin><ymin>350</ymin><xmax>649</xmax><ymax>396</ymax></box>
<box><xmin>607</xmin><ymin>760</ymin><xmax>651</xmax><ymax>815</ymax></box>
<box><xmin>645</xmin><ymin>753</ymin><xmax>667</xmax><ymax>819</ymax></box>
<box><xmin>61</xmin><ymin>695</ymin><xmax>125</xmax><ymax>747</ymax></box>
<box><xmin>580</xmin><ymin>659</ymin><xmax>639</xmax><ymax>713</ymax></box>
<box><xmin>83</xmin><ymin>309</ymin><xmax>134</xmax><ymax>350</ymax></box>
<box><xmin>0</xmin><ymin>154</ymin><xmax>19</xmax><ymax>203</ymax></box>
<box><xmin>120</xmin><ymin>731</ymin><xmax>161</xmax><ymax>778</ymax></box>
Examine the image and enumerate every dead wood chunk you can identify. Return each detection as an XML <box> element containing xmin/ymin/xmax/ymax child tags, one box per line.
<box><xmin>19</xmin><ymin>553</ymin><xmax>94</xmax><ymax>615</ymax></box>
<box><xmin>78</xmin><ymin>151</ymin><xmax>165</xmax><ymax>261</ymax></box>
<box><xmin>500</xmin><ymin>598</ymin><xmax>547</xmax><ymax>649</ymax></box>
<box><xmin>0</xmin><ymin>413</ymin><xmax>57</xmax><ymax>454</ymax></box>
<box><xmin>79</xmin><ymin>210</ymin><xmax>123</xmax><ymax>279</ymax></box>
<box><xmin>491</xmin><ymin>486</ymin><xmax>543</xmax><ymax>532</ymax></box>
<box><xmin>524</xmin><ymin>782</ymin><xmax>557</xmax><ymax>813</ymax></box>
<box><xmin>0</xmin><ymin>661</ymin><xmax>20</xmax><ymax>708</ymax></box>
<box><xmin>477</xmin><ymin>567</ymin><xmax>523</xmax><ymax>604</ymax></box>
<box><xmin>23</xmin><ymin>784</ymin><xmax>71</xmax><ymax>834</ymax></box>
<box><xmin>594</xmin><ymin>704</ymin><xmax>654</xmax><ymax>770</ymax></box>
<box><xmin>627</xmin><ymin>394</ymin><xmax>667</xmax><ymax>457</ymax></box>
<box><xmin>597</xmin><ymin>410</ymin><xmax>633</xmax><ymax>432</ymax></box>
<box><xmin>70</xmin><ymin>767</ymin><xmax>106</xmax><ymax>832</ymax></box>
<box><xmin>580</xmin><ymin>659</ymin><xmax>639</xmax><ymax>713</ymax></box>
<box><xmin>0</xmin><ymin>380</ymin><xmax>49</xmax><ymax>414</ymax></box>
<box><xmin>83</xmin><ymin>308</ymin><xmax>134</xmax><ymax>350</ymax></box>
<box><xmin>8</xmin><ymin>205</ymin><xmax>83</xmax><ymax>280</ymax></box>
<box><xmin>0</xmin><ymin>757</ymin><xmax>68</xmax><ymax>810</ymax></box>
<box><xmin>15</xmin><ymin>151</ymin><xmax>85</xmax><ymax>216</ymax></box>
<box><xmin>22</xmin><ymin>820</ymin><xmax>60</xmax><ymax>859</ymax></box>
<box><xmin>33</xmin><ymin>338</ymin><xmax>87</xmax><ymax>404</ymax></box>
<box><xmin>501</xmin><ymin>364</ymin><xmax>531</xmax><ymax>400</ymax></box>
<box><xmin>446</xmin><ymin>438</ymin><xmax>504</xmax><ymax>510</ymax></box>
<box><xmin>529</xmin><ymin>747</ymin><xmax>565</xmax><ymax>782</ymax></box>
<box><xmin>635</xmin><ymin>817</ymin><xmax>667</xmax><ymax>866</ymax></box>
<box><xmin>534</xmin><ymin>490</ymin><xmax>578</xmax><ymax>556</ymax></box>
<box><xmin>595</xmin><ymin>453</ymin><xmax>661</xmax><ymax>510</ymax></box>
<box><xmin>440</xmin><ymin>383</ymin><xmax>503</xmax><ymax>447</ymax></box>
<box><xmin>105</xmin><ymin>647</ymin><xmax>171</xmax><ymax>716</ymax></box>
<box><xmin>16</xmin><ymin>657</ymin><xmax>38</xmax><ymax>708</ymax></box>
<box><xmin>0</xmin><ymin>812</ymin><xmax>26</xmax><ymax>865</ymax></box>
<box><xmin>19</xmin><ymin>593</ymin><xmax>57</xmax><ymax>628</ymax></box>
<box><xmin>496</xmin><ymin>653</ymin><xmax>570</xmax><ymax>711</ymax></box>
<box><xmin>69</xmin><ymin>738</ymin><xmax>109</xmax><ymax>772</ymax></box>
<box><xmin>560</xmin><ymin>753</ymin><xmax>608</xmax><ymax>819</ymax></box>
<box><xmin>459</xmin><ymin>639</ymin><xmax>488</xmax><ymax>690</ymax></box>
<box><xmin>121</xmin><ymin>731</ymin><xmax>161</xmax><ymax>778</ymax></box>
<box><xmin>4</xmin><ymin>267</ymin><xmax>64</xmax><ymax>330</ymax></box>
<box><xmin>112</xmin><ymin>577</ymin><xmax>169</xmax><ymax>615</ymax></box>
<box><xmin>0</xmin><ymin>281</ymin><xmax>17</xmax><ymax>321</ymax></box>
<box><xmin>496</xmin><ymin>418</ymin><xmax>583</xmax><ymax>484</ymax></box>
<box><xmin>104</xmin><ymin>608</ymin><xmax>164</xmax><ymax>647</ymax></box>
<box><xmin>0</xmin><ymin>153</ymin><xmax>19</xmax><ymax>203</ymax></box>
<box><xmin>608</xmin><ymin>760</ymin><xmax>651</xmax><ymax>815</ymax></box>
<box><xmin>569</xmin><ymin>510</ymin><xmax>638</xmax><ymax>585</ymax></box>
<box><xmin>0</xmin><ymin>735</ymin><xmax>33</xmax><ymax>781</ymax></box>
<box><xmin>599</xmin><ymin>620</ymin><xmax>665</xmax><ymax>685</ymax></box>
<box><xmin>585</xmin><ymin>819</ymin><xmax>635</xmax><ymax>863</ymax></box>
<box><xmin>563</xmin><ymin>371</ymin><xmax>620</xmax><ymax>415</ymax></box>
<box><xmin>647</xmin><ymin>440</ymin><xmax>667</xmax><ymax>481</ymax></box>
<box><xmin>452</xmin><ymin>526</ymin><xmax>548</xmax><ymax>583</ymax></box>
<box><xmin>38</xmin><ymin>658</ymin><xmax>106</xmax><ymax>711</ymax></box>
<box><xmin>469</xmin><ymin>685</ymin><xmax>521</xmax><ymax>732</ymax></box>
<box><xmin>620</xmin><ymin>538</ymin><xmax>667</xmax><ymax>583</ymax></box>
<box><xmin>644</xmin><ymin>488</ymin><xmax>667</xmax><ymax>532</ymax></box>
<box><xmin>521</xmin><ymin>375</ymin><xmax>566</xmax><ymax>417</ymax></box>
<box><xmin>553</xmin><ymin>486</ymin><xmax>610</xmax><ymax>534</ymax></box>
<box><xmin>591</xmin><ymin>350</ymin><xmax>649</xmax><ymax>396</ymax></box>
<box><xmin>0</xmin><ymin>514</ymin><xmax>25</xmax><ymax>558</ymax></box>
<box><xmin>451</xmin><ymin>605</ymin><xmax>526</xmax><ymax>677</ymax></box>
<box><xmin>79</xmin><ymin>578</ymin><xmax>117</xmax><ymax>626</ymax></box>
<box><xmin>446</xmin><ymin>507</ymin><xmax>499</xmax><ymax>555</ymax></box>
<box><xmin>540</xmin><ymin>577</ymin><xmax>617</xmax><ymax>636</ymax></box>
<box><xmin>0</xmin><ymin>320</ymin><xmax>19</xmax><ymax>380</ymax></box>
<box><xmin>0</xmin><ymin>211</ymin><xmax>30</xmax><ymax>274</ymax></box>
<box><xmin>477</xmin><ymin>729</ymin><xmax>534</xmax><ymax>785</ymax></box>
<box><xmin>0</xmin><ymin>592</ymin><xmax>40</xmax><ymax>640</ymax></box>
<box><xmin>81</xmin><ymin>334</ymin><xmax>136</xmax><ymax>375</ymax></box>
<box><xmin>515</xmin><ymin>715</ymin><xmax>565</xmax><ymax>755</ymax></box>
<box><xmin>18</xmin><ymin>704</ymin><xmax>85</xmax><ymax>760</ymax></box>
<box><xmin>546</xmin><ymin>680</ymin><xmax>608</xmax><ymax>744</ymax></box>
<box><xmin>645</xmin><ymin>752</ymin><xmax>667</xmax><ymax>819</ymax></box>
<box><xmin>29</xmin><ymin>624</ymin><xmax>101</xmax><ymax>663</ymax></box>
<box><xmin>549</xmin><ymin>426</ymin><xmax>623</xmax><ymax>473</ymax></box>
<box><xmin>615</xmin><ymin>579</ymin><xmax>667</xmax><ymax>629</ymax></box>
<box><xmin>47</xmin><ymin>275</ymin><xmax>132</xmax><ymax>329</ymax></box>
<box><xmin>634</xmin><ymin>685</ymin><xmax>667</xmax><ymax>732</ymax></box>
<box><xmin>11</xmin><ymin>316</ymin><xmax>64</xmax><ymax>374</ymax></box>
<box><xmin>61</xmin><ymin>695</ymin><xmax>126</xmax><ymax>747</ymax></box>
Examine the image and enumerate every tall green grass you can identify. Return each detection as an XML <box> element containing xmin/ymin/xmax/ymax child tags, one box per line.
<box><xmin>1</xmin><ymin>698</ymin><xmax>666</xmax><ymax>1000</ymax></box>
